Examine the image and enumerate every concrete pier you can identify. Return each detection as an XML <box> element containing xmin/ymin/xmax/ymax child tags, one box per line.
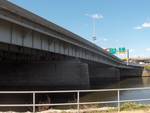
<box><xmin>120</xmin><ymin>68</ymin><xmax>143</xmax><ymax>78</ymax></box>
<box><xmin>0</xmin><ymin>61</ymin><xmax>90</xmax><ymax>90</ymax></box>
<box><xmin>89</xmin><ymin>65</ymin><xmax>120</xmax><ymax>86</ymax></box>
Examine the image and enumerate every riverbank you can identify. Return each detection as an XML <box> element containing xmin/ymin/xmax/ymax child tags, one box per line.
<box><xmin>33</xmin><ymin>103</ymin><xmax>150</xmax><ymax>113</ymax></box>
<box><xmin>1</xmin><ymin>103</ymin><xmax>150</xmax><ymax>113</ymax></box>
<box><xmin>1</xmin><ymin>109</ymin><xmax>150</xmax><ymax>113</ymax></box>
<box><xmin>39</xmin><ymin>109</ymin><xmax>150</xmax><ymax>113</ymax></box>
<box><xmin>142</xmin><ymin>65</ymin><xmax>150</xmax><ymax>77</ymax></box>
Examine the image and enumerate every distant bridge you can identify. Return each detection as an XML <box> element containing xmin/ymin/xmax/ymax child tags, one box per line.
<box><xmin>0</xmin><ymin>0</ymin><xmax>143</xmax><ymax>90</ymax></box>
<box><xmin>129</xmin><ymin>57</ymin><xmax>150</xmax><ymax>64</ymax></box>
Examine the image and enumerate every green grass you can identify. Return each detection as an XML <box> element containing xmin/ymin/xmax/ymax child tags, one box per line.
<box><xmin>120</xmin><ymin>102</ymin><xmax>149</xmax><ymax>111</ymax></box>
<box><xmin>2</xmin><ymin>103</ymin><xmax>150</xmax><ymax>113</ymax></box>
<box><xmin>67</xmin><ymin>103</ymin><xmax>150</xmax><ymax>113</ymax></box>
<box><xmin>144</xmin><ymin>65</ymin><xmax>150</xmax><ymax>71</ymax></box>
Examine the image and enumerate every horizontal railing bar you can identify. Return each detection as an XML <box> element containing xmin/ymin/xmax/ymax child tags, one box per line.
<box><xmin>119</xmin><ymin>87</ymin><xmax>150</xmax><ymax>91</ymax></box>
<box><xmin>0</xmin><ymin>91</ymin><xmax>34</xmax><ymax>94</ymax></box>
<box><xmin>35</xmin><ymin>101</ymin><xmax>118</xmax><ymax>107</ymax></box>
<box><xmin>35</xmin><ymin>103</ymin><xmax>78</xmax><ymax>106</ymax></box>
<box><xmin>0</xmin><ymin>104</ymin><xmax>33</xmax><ymax>107</ymax></box>
<box><xmin>120</xmin><ymin>98</ymin><xmax>150</xmax><ymax>103</ymax></box>
<box><xmin>79</xmin><ymin>101</ymin><xmax>118</xmax><ymax>105</ymax></box>
<box><xmin>34</xmin><ymin>90</ymin><xmax>78</xmax><ymax>93</ymax></box>
<box><xmin>0</xmin><ymin>90</ymin><xmax>77</xmax><ymax>94</ymax></box>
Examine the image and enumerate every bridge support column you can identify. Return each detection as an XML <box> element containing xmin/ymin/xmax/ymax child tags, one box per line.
<box><xmin>0</xmin><ymin>60</ymin><xmax>90</xmax><ymax>90</ymax></box>
<box><xmin>120</xmin><ymin>68</ymin><xmax>143</xmax><ymax>78</ymax></box>
<box><xmin>89</xmin><ymin>65</ymin><xmax>120</xmax><ymax>87</ymax></box>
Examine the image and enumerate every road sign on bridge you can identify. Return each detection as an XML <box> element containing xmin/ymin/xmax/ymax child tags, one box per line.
<box><xmin>105</xmin><ymin>47</ymin><xmax>127</xmax><ymax>55</ymax></box>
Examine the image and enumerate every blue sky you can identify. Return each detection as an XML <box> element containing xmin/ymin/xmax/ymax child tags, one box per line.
<box><xmin>9</xmin><ymin>0</ymin><xmax>150</xmax><ymax>58</ymax></box>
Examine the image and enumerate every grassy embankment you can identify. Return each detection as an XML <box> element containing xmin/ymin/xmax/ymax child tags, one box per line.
<box><xmin>144</xmin><ymin>65</ymin><xmax>150</xmax><ymax>71</ymax></box>
<box><xmin>44</xmin><ymin>103</ymin><xmax>150</xmax><ymax>113</ymax></box>
<box><xmin>3</xmin><ymin>103</ymin><xmax>149</xmax><ymax>113</ymax></box>
<box><xmin>35</xmin><ymin>103</ymin><xmax>150</xmax><ymax>113</ymax></box>
<box><xmin>142</xmin><ymin>65</ymin><xmax>150</xmax><ymax>77</ymax></box>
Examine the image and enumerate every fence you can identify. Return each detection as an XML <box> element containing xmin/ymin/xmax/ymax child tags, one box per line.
<box><xmin>1</xmin><ymin>87</ymin><xmax>150</xmax><ymax>113</ymax></box>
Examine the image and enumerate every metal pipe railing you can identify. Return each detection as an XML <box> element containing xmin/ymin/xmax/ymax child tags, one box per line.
<box><xmin>0</xmin><ymin>87</ymin><xmax>150</xmax><ymax>113</ymax></box>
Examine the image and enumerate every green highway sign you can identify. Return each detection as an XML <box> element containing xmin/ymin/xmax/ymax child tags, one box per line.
<box><xmin>109</xmin><ymin>48</ymin><xmax>117</xmax><ymax>54</ymax></box>
<box><xmin>106</xmin><ymin>47</ymin><xmax>127</xmax><ymax>55</ymax></box>
<box><xmin>119</xmin><ymin>47</ymin><xmax>126</xmax><ymax>53</ymax></box>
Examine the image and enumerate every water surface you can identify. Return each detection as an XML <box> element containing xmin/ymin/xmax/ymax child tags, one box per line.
<box><xmin>81</xmin><ymin>77</ymin><xmax>150</xmax><ymax>106</ymax></box>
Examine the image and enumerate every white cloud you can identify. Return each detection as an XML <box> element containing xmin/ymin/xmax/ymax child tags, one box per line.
<box><xmin>142</xmin><ymin>22</ymin><xmax>150</xmax><ymax>28</ymax></box>
<box><xmin>86</xmin><ymin>13</ymin><xmax>103</xmax><ymax>20</ymax></box>
<box><xmin>134</xmin><ymin>26</ymin><xmax>142</xmax><ymax>30</ymax></box>
<box><xmin>134</xmin><ymin>22</ymin><xmax>150</xmax><ymax>30</ymax></box>
<box><xmin>103</xmin><ymin>38</ymin><xmax>108</xmax><ymax>41</ymax></box>
<box><xmin>145</xmin><ymin>48</ymin><xmax>150</xmax><ymax>51</ymax></box>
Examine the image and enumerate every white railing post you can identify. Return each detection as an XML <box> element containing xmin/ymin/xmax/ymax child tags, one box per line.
<box><xmin>33</xmin><ymin>92</ymin><xmax>35</xmax><ymax>113</ymax></box>
<box><xmin>117</xmin><ymin>89</ymin><xmax>120</xmax><ymax>112</ymax></box>
<box><xmin>77</xmin><ymin>91</ymin><xmax>80</xmax><ymax>113</ymax></box>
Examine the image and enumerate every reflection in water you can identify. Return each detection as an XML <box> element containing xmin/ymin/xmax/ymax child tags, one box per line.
<box><xmin>142</xmin><ymin>77</ymin><xmax>150</xmax><ymax>87</ymax></box>
<box><xmin>119</xmin><ymin>77</ymin><xmax>150</xmax><ymax>104</ymax></box>
<box><xmin>104</xmin><ymin>77</ymin><xmax>150</xmax><ymax>89</ymax></box>
<box><xmin>81</xmin><ymin>77</ymin><xmax>150</xmax><ymax>106</ymax></box>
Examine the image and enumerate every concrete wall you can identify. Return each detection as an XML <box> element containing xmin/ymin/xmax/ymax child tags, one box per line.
<box><xmin>89</xmin><ymin>65</ymin><xmax>120</xmax><ymax>86</ymax></box>
<box><xmin>0</xmin><ymin>61</ymin><xmax>90</xmax><ymax>90</ymax></box>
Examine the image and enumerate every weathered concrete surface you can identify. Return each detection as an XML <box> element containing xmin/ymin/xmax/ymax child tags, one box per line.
<box><xmin>89</xmin><ymin>65</ymin><xmax>120</xmax><ymax>86</ymax></box>
<box><xmin>0</xmin><ymin>61</ymin><xmax>90</xmax><ymax>90</ymax></box>
<box><xmin>120</xmin><ymin>68</ymin><xmax>143</xmax><ymax>78</ymax></box>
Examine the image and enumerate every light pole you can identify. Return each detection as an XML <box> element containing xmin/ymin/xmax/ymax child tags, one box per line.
<box><xmin>92</xmin><ymin>18</ymin><xmax>96</xmax><ymax>42</ymax></box>
<box><xmin>127</xmin><ymin>49</ymin><xmax>129</xmax><ymax>65</ymax></box>
<box><xmin>86</xmin><ymin>13</ymin><xmax>103</xmax><ymax>43</ymax></box>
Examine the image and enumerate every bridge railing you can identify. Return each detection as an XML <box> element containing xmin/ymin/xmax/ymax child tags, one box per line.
<box><xmin>0</xmin><ymin>87</ymin><xmax>150</xmax><ymax>113</ymax></box>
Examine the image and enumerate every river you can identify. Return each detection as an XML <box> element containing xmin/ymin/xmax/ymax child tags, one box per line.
<box><xmin>80</xmin><ymin>77</ymin><xmax>150</xmax><ymax>107</ymax></box>
<box><xmin>0</xmin><ymin>77</ymin><xmax>150</xmax><ymax>111</ymax></box>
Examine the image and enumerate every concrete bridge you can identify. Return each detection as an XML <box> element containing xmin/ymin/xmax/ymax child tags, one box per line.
<box><xmin>0</xmin><ymin>0</ymin><xmax>143</xmax><ymax>90</ymax></box>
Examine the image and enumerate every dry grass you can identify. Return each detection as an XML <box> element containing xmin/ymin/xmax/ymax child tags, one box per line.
<box><xmin>1</xmin><ymin>103</ymin><xmax>150</xmax><ymax>113</ymax></box>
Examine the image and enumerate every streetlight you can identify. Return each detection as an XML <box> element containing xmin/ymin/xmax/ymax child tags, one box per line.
<box><xmin>86</xmin><ymin>14</ymin><xmax>103</xmax><ymax>43</ymax></box>
<box><xmin>92</xmin><ymin>18</ymin><xmax>96</xmax><ymax>42</ymax></box>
